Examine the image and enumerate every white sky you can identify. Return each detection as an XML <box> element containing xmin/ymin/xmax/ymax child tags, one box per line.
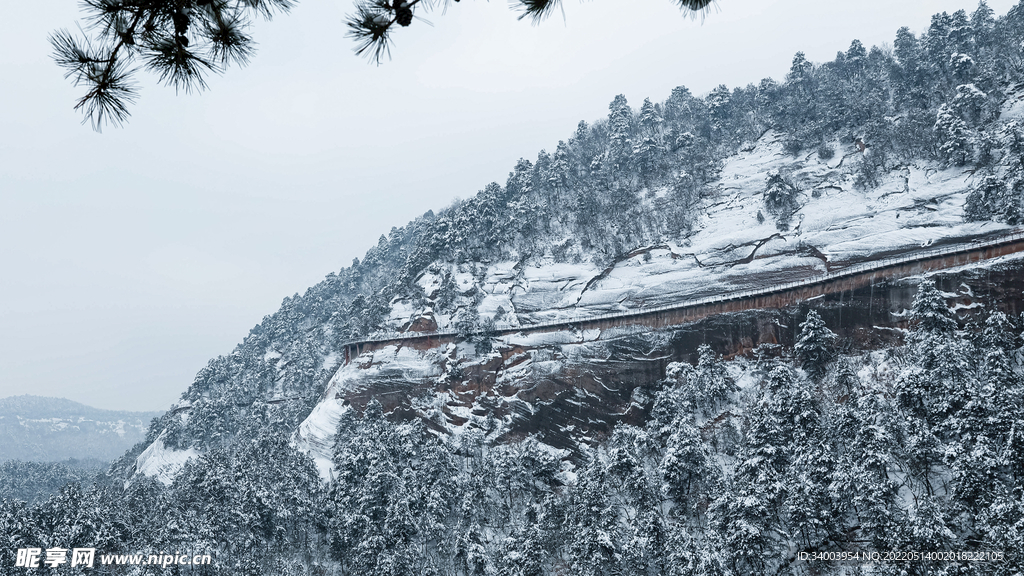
<box><xmin>0</xmin><ymin>0</ymin><xmax>1015</xmax><ymax>411</ymax></box>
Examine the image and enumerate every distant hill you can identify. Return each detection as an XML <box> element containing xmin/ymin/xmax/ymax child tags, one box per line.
<box><xmin>0</xmin><ymin>395</ymin><xmax>162</xmax><ymax>462</ymax></box>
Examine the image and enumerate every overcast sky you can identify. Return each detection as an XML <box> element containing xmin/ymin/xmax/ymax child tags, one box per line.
<box><xmin>0</xmin><ymin>0</ymin><xmax>1014</xmax><ymax>411</ymax></box>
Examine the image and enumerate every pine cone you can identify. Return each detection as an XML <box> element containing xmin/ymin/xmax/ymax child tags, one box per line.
<box><xmin>393</xmin><ymin>1</ymin><xmax>413</xmax><ymax>27</ymax></box>
<box><xmin>173</xmin><ymin>11</ymin><xmax>190</xmax><ymax>35</ymax></box>
<box><xmin>395</xmin><ymin>6</ymin><xmax>412</xmax><ymax>26</ymax></box>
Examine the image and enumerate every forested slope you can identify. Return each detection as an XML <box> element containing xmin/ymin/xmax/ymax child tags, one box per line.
<box><xmin>131</xmin><ymin>0</ymin><xmax>1024</xmax><ymax>456</ymax></box>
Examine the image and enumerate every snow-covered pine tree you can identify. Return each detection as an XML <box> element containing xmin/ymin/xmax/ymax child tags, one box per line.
<box><xmin>608</xmin><ymin>94</ymin><xmax>635</xmax><ymax>171</ymax></box>
<box><xmin>964</xmin><ymin>176</ymin><xmax>1009</xmax><ymax>221</ymax></box>
<box><xmin>633</xmin><ymin>97</ymin><xmax>665</xmax><ymax>184</ymax></box>
<box><xmin>762</xmin><ymin>170</ymin><xmax>800</xmax><ymax>229</ymax></box>
<box><xmin>830</xmin><ymin>384</ymin><xmax>903</xmax><ymax>550</ymax></box>
<box><xmin>698</xmin><ymin>343</ymin><xmax>734</xmax><ymax>402</ymax></box>
<box><xmin>563</xmin><ymin>458</ymin><xmax>623</xmax><ymax>576</ymax></box>
<box><xmin>898</xmin><ymin>279</ymin><xmax>980</xmax><ymax>501</ymax></box>
<box><xmin>795</xmin><ymin>310</ymin><xmax>837</xmax><ymax>382</ymax></box>
<box><xmin>934</xmin><ymin>104</ymin><xmax>973</xmax><ymax>165</ymax></box>
<box><xmin>908</xmin><ymin>279</ymin><xmax>958</xmax><ymax>336</ymax></box>
<box><xmin>659</xmin><ymin>414</ymin><xmax>719</xmax><ymax>517</ymax></box>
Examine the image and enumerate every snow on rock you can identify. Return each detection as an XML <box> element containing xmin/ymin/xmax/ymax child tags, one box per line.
<box><xmin>135</xmin><ymin>436</ymin><xmax>199</xmax><ymax>485</ymax></box>
<box><xmin>320</xmin><ymin>352</ymin><xmax>340</xmax><ymax>372</ymax></box>
<box><xmin>417</xmin><ymin>271</ymin><xmax>442</xmax><ymax>297</ymax></box>
<box><xmin>293</xmin><ymin>344</ymin><xmax>442</xmax><ymax>481</ymax></box>
<box><xmin>373</xmin><ymin>129</ymin><xmax>1013</xmax><ymax>337</ymax></box>
<box><xmin>293</xmin><ymin>395</ymin><xmax>351</xmax><ymax>482</ymax></box>
<box><xmin>1000</xmin><ymin>82</ymin><xmax>1024</xmax><ymax>120</ymax></box>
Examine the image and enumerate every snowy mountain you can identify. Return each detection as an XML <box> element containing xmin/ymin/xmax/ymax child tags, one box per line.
<box><xmin>139</xmin><ymin>78</ymin><xmax>1024</xmax><ymax>482</ymax></box>
<box><xmin>0</xmin><ymin>395</ymin><xmax>162</xmax><ymax>463</ymax></box>
<box><xmin>144</xmin><ymin>58</ymin><xmax>1024</xmax><ymax>470</ymax></box>
<box><xmin>6</xmin><ymin>3</ymin><xmax>1024</xmax><ymax>575</ymax></box>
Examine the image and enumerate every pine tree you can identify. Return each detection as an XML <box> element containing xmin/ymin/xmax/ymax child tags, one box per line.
<box><xmin>706</xmin><ymin>85</ymin><xmax>732</xmax><ymax>134</ymax></box>
<box><xmin>454</xmin><ymin>525</ymin><xmax>489</xmax><ymax>576</ymax></box>
<box><xmin>897</xmin><ymin>494</ymin><xmax>956</xmax><ymax>552</ymax></box>
<box><xmin>893</xmin><ymin>27</ymin><xmax>926</xmax><ymax>103</ymax></box>
<box><xmin>723</xmin><ymin>364</ymin><xmax>818</xmax><ymax>567</ymax></box>
<box><xmin>638</xmin><ymin>97</ymin><xmax>662</xmax><ymax>136</ymax></box>
<box><xmin>897</xmin><ymin>280</ymin><xmax>983</xmax><ymax>502</ymax></box>
<box><xmin>908</xmin><ymin>279</ymin><xmax>957</xmax><ymax>337</ymax></box>
<box><xmin>664</xmin><ymin>529</ymin><xmax>731</xmax><ymax>576</ymax></box>
<box><xmin>494</xmin><ymin>528</ymin><xmax>545</xmax><ymax>576</ymax></box>
<box><xmin>934</xmin><ymin>104</ymin><xmax>973</xmax><ymax>165</ymax></box>
<box><xmin>659</xmin><ymin>414</ymin><xmax>719</xmax><ymax>515</ymax></box>
<box><xmin>787</xmin><ymin>440</ymin><xmax>841</xmax><ymax>549</ymax></box>
<box><xmin>608</xmin><ymin>94</ymin><xmax>634</xmax><ymax>170</ymax></box>
<box><xmin>762</xmin><ymin>170</ymin><xmax>800</xmax><ymax>228</ymax></box>
<box><xmin>709</xmin><ymin>484</ymin><xmax>778</xmax><ymax>573</ymax></box>
<box><xmin>672</xmin><ymin>344</ymin><xmax>737</xmax><ymax>418</ymax></box>
<box><xmin>844</xmin><ymin>39</ymin><xmax>868</xmax><ymax>77</ymax></box>
<box><xmin>603</xmin><ymin>428</ymin><xmax>666</xmax><ymax>576</ymax></box>
<box><xmin>831</xmin><ymin>386</ymin><xmax>903</xmax><ymax>549</ymax></box>
<box><xmin>564</xmin><ymin>459</ymin><xmax>623</xmax><ymax>576</ymax></box>
<box><xmin>795</xmin><ymin>310</ymin><xmax>837</xmax><ymax>382</ymax></box>
<box><xmin>954</xmin><ymin>77</ymin><xmax>987</xmax><ymax>117</ymax></box>
<box><xmin>0</xmin><ymin>499</ymin><xmax>36</xmax><ymax>571</ymax></box>
<box><xmin>972</xmin><ymin>1</ymin><xmax>996</xmax><ymax>51</ymax></box>
<box><xmin>895</xmin><ymin>367</ymin><xmax>945</xmax><ymax>494</ymax></box>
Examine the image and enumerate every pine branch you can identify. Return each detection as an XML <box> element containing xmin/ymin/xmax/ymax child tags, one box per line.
<box><xmin>675</xmin><ymin>0</ymin><xmax>714</xmax><ymax>9</ymax></box>
<box><xmin>238</xmin><ymin>0</ymin><xmax>295</xmax><ymax>20</ymax></box>
<box><xmin>346</xmin><ymin>2</ymin><xmax>396</xmax><ymax>63</ymax></box>
<box><xmin>52</xmin><ymin>0</ymin><xmax>284</xmax><ymax>129</ymax></box>
<box><xmin>50</xmin><ymin>27</ymin><xmax>139</xmax><ymax>129</ymax></box>
<box><xmin>203</xmin><ymin>9</ymin><xmax>255</xmax><ymax>66</ymax></box>
<box><xmin>513</xmin><ymin>0</ymin><xmax>562</xmax><ymax>22</ymax></box>
<box><xmin>144</xmin><ymin>35</ymin><xmax>215</xmax><ymax>92</ymax></box>
<box><xmin>53</xmin><ymin>0</ymin><xmax>719</xmax><ymax>128</ymax></box>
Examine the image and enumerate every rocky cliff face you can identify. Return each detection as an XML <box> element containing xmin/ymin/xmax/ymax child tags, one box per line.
<box><xmin>294</xmin><ymin>250</ymin><xmax>1024</xmax><ymax>478</ymax></box>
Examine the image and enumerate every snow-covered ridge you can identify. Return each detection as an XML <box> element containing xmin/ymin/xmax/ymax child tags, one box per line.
<box><xmin>0</xmin><ymin>395</ymin><xmax>162</xmax><ymax>462</ymax></box>
<box><xmin>377</xmin><ymin>130</ymin><xmax>1015</xmax><ymax>339</ymax></box>
<box><xmin>11</xmin><ymin>415</ymin><xmax>141</xmax><ymax>437</ymax></box>
<box><xmin>293</xmin><ymin>102</ymin><xmax>1024</xmax><ymax>480</ymax></box>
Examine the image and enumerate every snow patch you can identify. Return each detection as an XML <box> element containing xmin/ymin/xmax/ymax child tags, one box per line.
<box><xmin>135</xmin><ymin>437</ymin><xmax>199</xmax><ymax>486</ymax></box>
